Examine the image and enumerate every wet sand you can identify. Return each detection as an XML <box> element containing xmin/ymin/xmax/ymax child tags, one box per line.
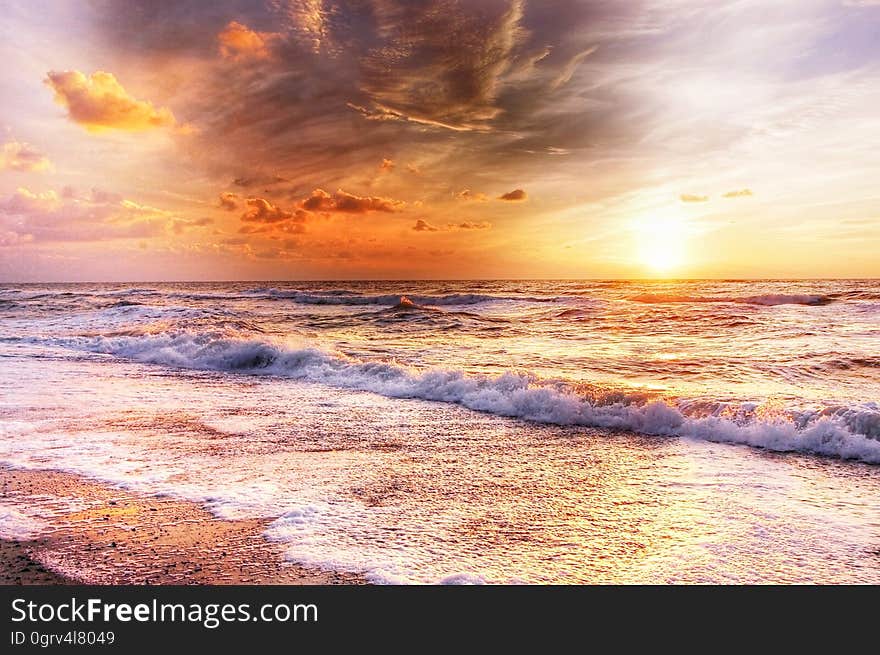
<box><xmin>0</xmin><ymin>466</ymin><xmax>363</xmax><ymax>585</ymax></box>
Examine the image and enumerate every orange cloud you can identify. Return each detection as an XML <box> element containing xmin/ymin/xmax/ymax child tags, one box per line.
<box><xmin>238</xmin><ymin>224</ymin><xmax>269</xmax><ymax>235</ymax></box>
<box><xmin>412</xmin><ymin>219</ymin><xmax>491</xmax><ymax>232</ymax></box>
<box><xmin>233</xmin><ymin>174</ymin><xmax>287</xmax><ymax>188</ymax></box>
<box><xmin>1</xmin><ymin>140</ymin><xmax>51</xmax><ymax>172</ymax></box>
<box><xmin>380</xmin><ymin>158</ymin><xmax>395</xmax><ymax>171</ymax></box>
<box><xmin>45</xmin><ymin>70</ymin><xmax>176</xmax><ymax>132</ymax></box>
<box><xmin>457</xmin><ymin>189</ymin><xmax>488</xmax><ymax>202</ymax></box>
<box><xmin>241</xmin><ymin>197</ymin><xmax>300</xmax><ymax>223</ymax></box>
<box><xmin>498</xmin><ymin>188</ymin><xmax>527</xmax><ymax>201</ymax></box>
<box><xmin>279</xmin><ymin>222</ymin><xmax>307</xmax><ymax>234</ymax></box>
<box><xmin>219</xmin><ymin>192</ymin><xmax>240</xmax><ymax>210</ymax></box>
<box><xmin>680</xmin><ymin>193</ymin><xmax>709</xmax><ymax>203</ymax></box>
<box><xmin>723</xmin><ymin>189</ymin><xmax>753</xmax><ymax>198</ymax></box>
<box><xmin>452</xmin><ymin>221</ymin><xmax>492</xmax><ymax>230</ymax></box>
<box><xmin>301</xmin><ymin>188</ymin><xmax>334</xmax><ymax>212</ymax></box>
<box><xmin>301</xmin><ymin>188</ymin><xmax>405</xmax><ymax>214</ymax></box>
<box><xmin>413</xmin><ymin>219</ymin><xmax>439</xmax><ymax>232</ymax></box>
<box><xmin>217</xmin><ymin>21</ymin><xmax>275</xmax><ymax>61</ymax></box>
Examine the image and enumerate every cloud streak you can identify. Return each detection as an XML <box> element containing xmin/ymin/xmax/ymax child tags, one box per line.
<box><xmin>412</xmin><ymin>219</ymin><xmax>491</xmax><ymax>232</ymax></box>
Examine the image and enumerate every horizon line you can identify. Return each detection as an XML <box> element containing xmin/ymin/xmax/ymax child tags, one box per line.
<box><xmin>3</xmin><ymin>277</ymin><xmax>880</xmax><ymax>284</ymax></box>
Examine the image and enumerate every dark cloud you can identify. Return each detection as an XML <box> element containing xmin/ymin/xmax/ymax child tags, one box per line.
<box><xmin>498</xmin><ymin>188</ymin><xmax>527</xmax><ymax>201</ymax></box>
<box><xmin>88</xmin><ymin>0</ymin><xmax>273</xmax><ymax>56</ymax></box>
<box><xmin>80</xmin><ymin>0</ymin><xmax>660</xmax><ymax>208</ymax></box>
<box><xmin>86</xmin><ymin>1</ymin><xmax>642</xmax><ymax>175</ymax></box>
<box><xmin>241</xmin><ymin>197</ymin><xmax>297</xmax><ymax>223</ymax></box>
<box><xmin>232</xmin><ymin>175</ymin><xmax>288</xmax><ymax>188</ymax></box>
<box><xmin>356</xmin><ymin>0</ymin><xmax>526</xmax><ymax>131</ymax></box>
<box><xmin>300</xmin><ymin>188</ymin><xmax>334</xmax><ymax>212</ymax></box>
<box><xmin>301</xmin><ymin>188</ymin><xmax>404</xmax><ymax>214</ymax></box>
<box><xmin>413</xmin><ymin>219</ymin><xmax>439</xmax><ymax>232</ymax></box>
<box><xmin>452</xmin><ymin>221</ymin><xmax>492</xmax><ymax>230</ymax></box>
<box><xmin>334</xmin><ymin>189</ymin><xmax>405</xmax><ymax>213</ymax></box>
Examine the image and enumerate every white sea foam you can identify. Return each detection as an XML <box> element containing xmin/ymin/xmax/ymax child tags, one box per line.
<box><xmin>0</xmin><ymin>505</ymin><xmax>45</xmax><ymax>540</ymax></box>
<box><xmin>40</xmin><ymin>331</ymin><xmax>880</xmax><ymax>464</ymax></box>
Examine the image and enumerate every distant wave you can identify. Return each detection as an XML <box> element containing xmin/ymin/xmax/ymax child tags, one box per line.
<box><xmin>828</xmin><ymin>290</ymin><xmax>880</xmax><ymax>301</ymax></box>
<box><xmin>630</xmin><ymin>293</ymin><xmax>833</xmax><ymax>306</ymax></box>
<box><xmin>3</xmin><ymin>286</ymin><xmax>848</xmax><ymax>307</ymax></box>
<box><xmin>37</xmin><ymin>331</ymin><xmax>880</xmax><ymax>464</ymax></box>
<box><xmin>267</xmin><ymin>291</ymin><xmax>556</xmax><ymax>306</ymax></box>
<box><xmin>740</xmin><ymin>294</ymin><xmax>832</xmax><ymax>306</ymax></box>
<box><xmin>2</xmin><ymin>287</ymin><xmax>556</xmax><ymax>306</ymax></box>
<box><xmin>126</xmin><ymin>287</ymin><xmax>555</xmax><ymax>306</ymax></box>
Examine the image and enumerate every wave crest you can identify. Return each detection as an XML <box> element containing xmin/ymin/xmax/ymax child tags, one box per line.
<box><xmin>40</xmin><ymin>331</ymin><xmax>880</xmax><ymax>464</ymax></box>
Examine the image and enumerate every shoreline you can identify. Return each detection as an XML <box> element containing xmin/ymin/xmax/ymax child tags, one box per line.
<box><xmin>0</xmin><ymin>466</ymin><xmax>364</xmax><ymax>585</ymax></box>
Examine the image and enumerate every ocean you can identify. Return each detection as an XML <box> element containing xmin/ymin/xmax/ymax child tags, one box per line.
<box><xmin>1</xmin><ymin>280</ymin><xmax>879</xmax><ymax>582</ymax></box>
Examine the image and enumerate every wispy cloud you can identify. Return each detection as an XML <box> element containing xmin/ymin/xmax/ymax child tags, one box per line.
<box><xmin>680</xmin><ymin>194</ymin><xmax>709</xmax><ymax>203</ymax></box>
<box><xmin>723</xmin><ymin>189</ymin><xmax>753</xmax><ymax>198</ymax></box>
<box><xmin>0</xmin><ymin>187</ymin><xmax>192</xmax><ymax>243</ymax></box>
<box><xmin>1</xmin><ymin>140</ymin><xmax>51</xmax><ymax>172</ymax></box>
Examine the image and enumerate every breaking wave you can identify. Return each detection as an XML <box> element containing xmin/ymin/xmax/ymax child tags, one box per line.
<box><xmin>37</xmin><ymin>331</ymin><xmax>880</xmax><ymax>464</ymax></box>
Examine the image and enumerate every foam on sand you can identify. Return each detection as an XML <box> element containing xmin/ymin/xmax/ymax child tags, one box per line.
<box><xmin>0</xmin><ymin>505</ymin><xmax>45</xmax><ymax>540</ymax></box>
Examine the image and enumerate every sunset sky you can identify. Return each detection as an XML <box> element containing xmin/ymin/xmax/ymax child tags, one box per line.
<box><xmin>1</xmin><ymin>0</ymin><xmax>879</xmax><ymax>281</ymax></box>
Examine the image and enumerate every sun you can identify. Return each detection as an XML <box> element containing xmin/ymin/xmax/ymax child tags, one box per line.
<box><xmin>636</xmin><ymin>215</ymin><xmax>687</xmax><ymax>274</ymax></box>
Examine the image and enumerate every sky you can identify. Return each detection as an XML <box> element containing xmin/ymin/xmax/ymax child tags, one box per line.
<box><xmin>1</xmin><ymin>0</ymin><xmax>879</xmax><ymax>281</ymax></box>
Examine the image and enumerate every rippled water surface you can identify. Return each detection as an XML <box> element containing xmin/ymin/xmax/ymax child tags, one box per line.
<box><xmin>1</xmin><ymin>280</ymin><xmax>879</xmax><ymax>582</ymax></box>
